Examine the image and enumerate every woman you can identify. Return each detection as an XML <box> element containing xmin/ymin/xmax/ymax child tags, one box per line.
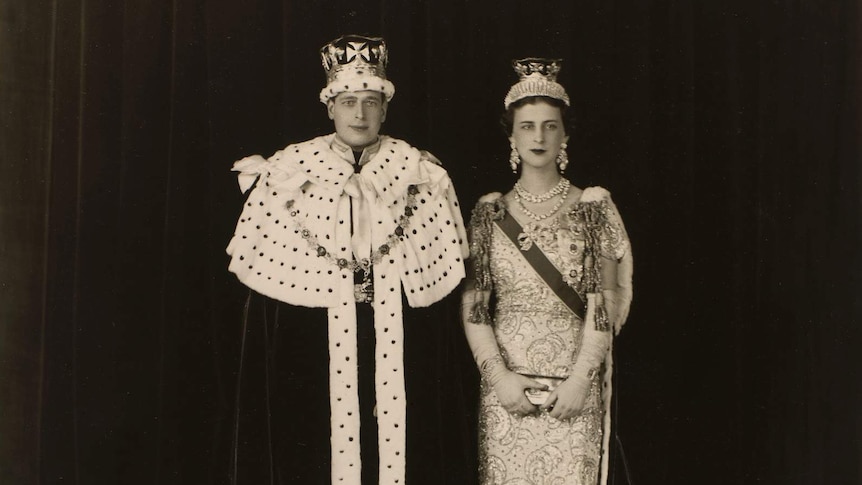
<box><xmin>462</xmin><ymin>58</ymin><xmax>633</xmax><ymax>485</ymax></box>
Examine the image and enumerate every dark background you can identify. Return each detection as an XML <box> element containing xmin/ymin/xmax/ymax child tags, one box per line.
<box><xmin>2</xmin><ymin>0</ymin><xmax>860</xmax><ymax>483</ymax></box>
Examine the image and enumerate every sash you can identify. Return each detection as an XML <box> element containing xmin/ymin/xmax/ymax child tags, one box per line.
<box><xmin>495</xmin><ymin>212</ymin><xmax>586</xmax><ymax>319</ymax></box>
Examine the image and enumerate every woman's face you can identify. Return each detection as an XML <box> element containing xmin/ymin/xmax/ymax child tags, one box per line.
<box><xmin>509</xmin><ymin>100</ymin><xmax>568</xmax><ymax>172</ymax></box>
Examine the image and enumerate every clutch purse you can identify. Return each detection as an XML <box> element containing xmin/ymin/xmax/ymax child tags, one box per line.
<box><xmin>519</xmin><ymin>374</ymin><xmax>566</xmax><ymax>406</ymax></box>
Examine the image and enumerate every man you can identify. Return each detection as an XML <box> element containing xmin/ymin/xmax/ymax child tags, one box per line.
<box><xmin>226</xmin><ymin>35</ymin><xmax>473</xmax><ymax>485</ymax></box>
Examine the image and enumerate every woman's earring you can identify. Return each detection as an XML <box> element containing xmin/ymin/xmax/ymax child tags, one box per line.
<box><xmin>509</xmin><ymin>142</ymin><xmax>520</xmax><ymax>173</ymax></box>
<box><xmin>556</xmin><ymin>142</ymin><xmax>569</xmax><ymax>172</ymax></box>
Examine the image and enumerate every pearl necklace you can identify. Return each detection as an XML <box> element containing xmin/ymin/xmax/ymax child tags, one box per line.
<box><xmin>515</xmin><ymin>181</ymin><xmax>571</xmax><ymax>222</ymax></box>
<box><xmin>514</xmin><ymin>178</ymin><xmax>570</xmax><ymax>203</ymax></box>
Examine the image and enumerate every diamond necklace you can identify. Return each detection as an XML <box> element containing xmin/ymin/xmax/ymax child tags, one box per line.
<box><xmin>514</xmin><ymin>180</ymin><xmax>571</xmax><ymax>222</ymax></box>
<box><xmin>514</xmin><ymin>177</ymin><xmax>570</xmax><ymax>203</ymax></box>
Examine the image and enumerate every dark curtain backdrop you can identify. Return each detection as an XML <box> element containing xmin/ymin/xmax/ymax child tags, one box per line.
<box><xmin>2</xmin><ymin>0</ymin><xmax>860</xmax><ymax>484</ymax></box>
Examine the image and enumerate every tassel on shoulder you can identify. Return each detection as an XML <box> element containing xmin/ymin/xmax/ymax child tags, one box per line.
<box><xmin>569</xmin><ymin>197</ymin><xmax>613</xmax><ymax>331</ymax></box>
<box><xmin>468</xmin><ymin>294</ymin><xmax>493</xmax><ymax>325</ymax></box>
<box><xmin>466</xmin><ymin>195</ymin><xmax>505</xmax><ymax>324</ymax></box>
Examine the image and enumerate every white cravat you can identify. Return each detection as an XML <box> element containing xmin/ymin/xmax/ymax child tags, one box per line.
<box><xmin>332</xmin><ymin>137</ymin><xmax>380</xmax><ymax>263</ymax></box>
<box><xmin>343</xmin><ymin>174</ymin><xmax>373</xmax><ymax>262</ymax></box>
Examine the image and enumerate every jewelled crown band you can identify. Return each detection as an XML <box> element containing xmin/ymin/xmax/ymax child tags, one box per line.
<box><xmin>319</xmin><ymin>35</ymin><xmax>396</xmax><ymax>104</ymax></box>
<box><xmin>503</xmin><ymin>58</ymin><xmax>570</xmax><ymax>109</ymax></box>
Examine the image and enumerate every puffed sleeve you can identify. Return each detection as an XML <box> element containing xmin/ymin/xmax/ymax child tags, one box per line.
<box><xmin>598</xmin><ymin>196</ymin><xmax>630</xmax><ymax>261</ymax></box>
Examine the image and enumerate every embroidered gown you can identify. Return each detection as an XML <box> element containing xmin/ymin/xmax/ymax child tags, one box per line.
<box><xmin>466</xmin><ymin>186</ymin><xmax>632</xmax><ymax>485</ymax></box>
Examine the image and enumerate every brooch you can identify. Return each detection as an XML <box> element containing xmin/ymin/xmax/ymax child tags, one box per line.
<box><xmin>517</xmin><ymin>231</ymin><xmax>533</xmax><ymax>251</ymax></box>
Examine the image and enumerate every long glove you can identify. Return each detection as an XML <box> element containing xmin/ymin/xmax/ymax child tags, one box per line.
<box><xmin>542</xmin><ymin>292</ymin><xmax>612</xmax><ymax>419</ymax></box>
<box><xmin>461</xmin><ymin>287</ymin><xmax>547</xmax><ymax>415</ymax></box>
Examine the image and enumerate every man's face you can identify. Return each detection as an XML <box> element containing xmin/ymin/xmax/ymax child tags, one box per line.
<box><xmin>327</xmin><ymin>91</ymin><xmax>387</xmax><ymax>150</ymax></box>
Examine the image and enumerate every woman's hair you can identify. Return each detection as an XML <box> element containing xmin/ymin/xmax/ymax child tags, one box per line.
<box><xmin>500</xmin><ymin>96</ymin><xmax>574</xmax><ymax>136</ymax></box>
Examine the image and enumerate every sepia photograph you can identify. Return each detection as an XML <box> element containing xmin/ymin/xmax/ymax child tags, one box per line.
<box><xmin>2</xmin><ymin>1</ymin><xmax>860</xmax><ymax>484</ymax></box>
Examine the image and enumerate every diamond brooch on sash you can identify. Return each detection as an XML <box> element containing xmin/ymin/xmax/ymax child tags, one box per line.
<box><xmin>516</xmin><ymin>219</ymin><xmax>560</xmax><ymax>252</ymax></box>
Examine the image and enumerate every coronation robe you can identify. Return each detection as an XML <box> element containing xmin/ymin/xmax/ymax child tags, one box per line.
<box><xmin>226</xmin><ymin>134</ymin><xmax>477</xmax><ymax>485</ymax></box>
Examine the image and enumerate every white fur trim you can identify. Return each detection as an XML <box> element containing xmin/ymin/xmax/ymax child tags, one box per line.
<box><xmin>478</xmin><ymin>192</ymin><xmax>503</xmax><ymax>204</ymax></box>
<box><xmin>579</xmin><ymin>185</ymin><xmax>611</xmax><ymax>203</ymax></box>
<box><xmin>320</xmin><ymin>77</ymin><xmax>395</xmax><ymax>104</ymax></box>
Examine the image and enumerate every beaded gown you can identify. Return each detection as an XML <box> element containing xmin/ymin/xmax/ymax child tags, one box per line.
<box><xmin>468</xmin><ymin>186</ymin><xmax>630</xmax><ymax>485</ymax></box>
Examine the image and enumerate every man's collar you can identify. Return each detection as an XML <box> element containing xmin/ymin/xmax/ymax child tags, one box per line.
<box><xmin>330</xmin><ymin>135</ymin><xmax>383</xmax><ymax>166</ymax></box>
